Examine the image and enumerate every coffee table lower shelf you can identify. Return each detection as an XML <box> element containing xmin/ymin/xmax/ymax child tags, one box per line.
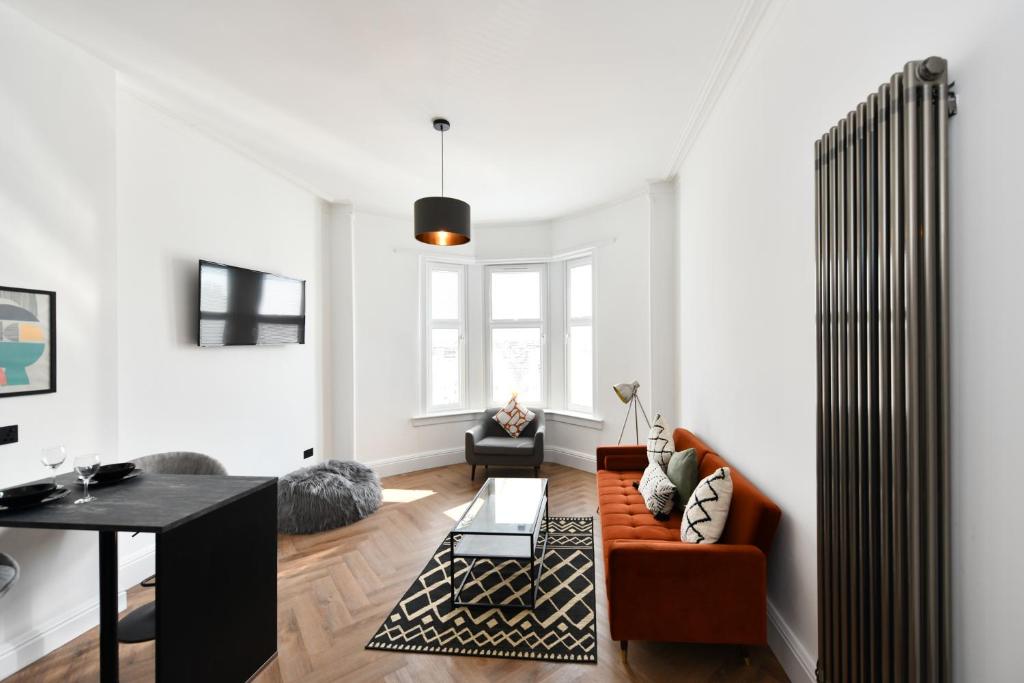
<box><xmin>448</xmin><ymin>523</ymin><xmax>549</xmax><ymax>610</ymax></box>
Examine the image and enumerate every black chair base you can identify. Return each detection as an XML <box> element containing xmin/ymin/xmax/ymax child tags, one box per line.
<box><xmin>118</xmin><ymin>601</ymin><xmax>156</xmax><ymax>643</ymax></box>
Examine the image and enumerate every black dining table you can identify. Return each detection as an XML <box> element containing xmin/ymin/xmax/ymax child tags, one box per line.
<box><xmin>0</xmin><ymin>471</ymin><xmax>278</xmax><ymax>683</ymax></box>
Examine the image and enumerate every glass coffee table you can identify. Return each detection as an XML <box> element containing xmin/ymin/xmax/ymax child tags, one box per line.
<box><xmin>448</xmin><ymin>477</ymin><xmax>549</xmax><ymax>610</ymax></box>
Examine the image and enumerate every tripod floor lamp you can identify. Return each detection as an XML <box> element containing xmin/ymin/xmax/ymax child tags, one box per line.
<box><xmin>613</xmin><ymin>381</ymin><xmax>650</xmax><ymax>444</ymax></box>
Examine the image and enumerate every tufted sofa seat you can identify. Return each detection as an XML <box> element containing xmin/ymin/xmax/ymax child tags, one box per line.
<box><xmin>596</xmin><ymin>427</ymin><xmax>781</xmax><ymax>650</ymax></box>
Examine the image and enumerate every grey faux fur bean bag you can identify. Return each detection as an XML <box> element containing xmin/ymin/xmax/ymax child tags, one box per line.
<box><xmin>277</xmin><ymin>460</ymin><xmax>382</xmax><ymax>534</ymax></box>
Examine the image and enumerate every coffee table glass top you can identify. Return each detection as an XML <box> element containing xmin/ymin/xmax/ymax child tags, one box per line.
<box><xmin>452</xmin><ymin>477</ymin><xmax>548</xmax><ymax>536</ymax></box>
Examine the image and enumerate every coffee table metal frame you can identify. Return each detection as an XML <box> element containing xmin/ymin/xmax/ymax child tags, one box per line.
<box><xmin>448</xmin><ymin>478</ymin><xmax>549</xmax><ymax>610</ymax></box>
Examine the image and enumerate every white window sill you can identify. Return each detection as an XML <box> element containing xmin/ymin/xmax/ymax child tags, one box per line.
<box><xmin>410</xmin><ymin>408</ymin><xmax>603</xmax><ymax>430</ymax></box>
<box><xmin>410</xmin><ymin>409</ymin><xmax>484</xmax><ymax>427</ymax></box>
<box><xmin>544</xmin><ymin>409</ymin><xmax>604</xmax><ymax>430</ymax></box>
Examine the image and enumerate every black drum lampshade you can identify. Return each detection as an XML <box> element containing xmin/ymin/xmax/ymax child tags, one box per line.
<box><xmin>414</xmin><ymin>118</ymin><xmax>470</xmax><ymax>245</ymax></box>
<box><xmin>414</xmin><ymin>196</ymin><xmax>471</xmax><ymax>246</ymax></box>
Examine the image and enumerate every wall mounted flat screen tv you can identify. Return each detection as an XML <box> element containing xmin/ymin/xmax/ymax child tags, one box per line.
<box><xmin>198</xmin><ymin>260</ymin><xmax>306</xmax><ymax>347</ymax></box>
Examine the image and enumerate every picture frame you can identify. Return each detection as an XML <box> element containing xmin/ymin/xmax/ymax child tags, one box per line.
<box><xmin>0</xmin><ymin>286</ymin><xmax>56</xmax><ymax>398</ymax></box>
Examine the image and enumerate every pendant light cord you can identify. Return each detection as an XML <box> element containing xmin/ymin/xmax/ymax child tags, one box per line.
<box><xmin>440</xmin><ymin>128</ymin><xmax>445</xmax><ymax>197</ymax></box>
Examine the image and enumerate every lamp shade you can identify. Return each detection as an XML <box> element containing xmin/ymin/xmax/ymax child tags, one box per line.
<box><xmin>613</xmin><ymin>381</ymin><xmax>640</xmax><ymax>404</ymax></box>
<box><xmin>414</xmin><ymin>196</ymin><xmax>471</xmax><ymax>246</ymax></box>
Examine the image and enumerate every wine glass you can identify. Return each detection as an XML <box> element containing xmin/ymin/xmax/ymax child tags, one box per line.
<box><xmin>40</xmin><ymin>446</ymin><xmax>67</xmax><ymax>487</ymax></box>
<box><xmin>73</xmin><ymin>454</ymin><xmax>101</xmax><ymax>504</ymax></box>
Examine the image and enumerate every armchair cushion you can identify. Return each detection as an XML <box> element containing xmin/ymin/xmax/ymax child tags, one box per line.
<box><xmin>493</xmin><ymin>395</ymin><xmax>536</xmax><ymax>437</ymax></box>
<box><xmin>474</xmin><ymin>436</ymin><xmax>537</xmax><ymax>455</ymax></box>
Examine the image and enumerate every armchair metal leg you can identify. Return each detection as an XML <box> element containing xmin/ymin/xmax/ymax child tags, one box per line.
<box><xmin>471</xmin><ymin>464</ymin><xmax>476</xmax><ymax>481</ymax></box>
<box><xmin>620</xmin><ymin>640</ymin><xmax>628</xmax><ymax>663</ymax></box>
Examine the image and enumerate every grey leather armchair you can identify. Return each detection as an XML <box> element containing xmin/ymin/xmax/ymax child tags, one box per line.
<box><xmin>465</xmin><ymin>408</ymin><xmax>545</xmax><ymax>480</ymax></box>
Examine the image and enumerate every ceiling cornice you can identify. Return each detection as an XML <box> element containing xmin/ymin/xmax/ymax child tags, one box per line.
<box><xmin>664</xmin><ymin>0</ymin><xmax>775</xmax><ymax>178</ymax></box>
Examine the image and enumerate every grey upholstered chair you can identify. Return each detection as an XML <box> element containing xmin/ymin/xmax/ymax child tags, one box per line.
<box><xmin>131</xmin><ymin>451</ymin><xmax>227</xmax><ymax>476</ymax></box>
<box><xmin>119</xmin><ymin>451</ymin><xmax>227</xmax><ymax>643</ymax></box>
<box><xmin>0</xmin><ymin>553</ymin><xmax>18</xmax><ymax>601</ymax></box>
<box><xmin>465</xmin><ymin>409</ymin><xmax>545</xmax><ymax>480</ymax></box>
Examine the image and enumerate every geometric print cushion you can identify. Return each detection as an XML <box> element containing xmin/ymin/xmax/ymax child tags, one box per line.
<box><xmin>637</xmin><ymin>463</ymin><xmax>676</xmax><ymax>521</ymax></box>
<box><xmin>492</xmin><ymin>394</ymin><xmax>536</xmax><ymax>438</ymax></box>
<box><xmin>681</xmin><ymin>467</ymin><xmax>733</xmax><ymax>544</ymax></box>
<box><xmin>646</xmin><ymin>414</ymin><xmax>674</xmax><ymax>471</ymax></box>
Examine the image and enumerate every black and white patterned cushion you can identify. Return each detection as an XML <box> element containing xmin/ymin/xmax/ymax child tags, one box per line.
<box><xmin>637</xmin><ymin>463</ymin><xmax>676</xmax><ymax>520</ymax></box>
<box><xmin>681</xmin><ymin>467</ymin><xmax>733</xmax><ymax>544</ymax></box>
<box><xmin>646</xmin><ymin>414</ymin><xmax>674</xmax><ymax>471</ymax></box>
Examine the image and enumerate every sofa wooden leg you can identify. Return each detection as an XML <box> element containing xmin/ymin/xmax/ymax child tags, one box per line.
<box><xmin>534</xmin><ymin>466</ymin><xmax>539</xmax><ymax>477</ymax></box>
<box><xmin>739</xmin><ymin>645</ymin><xmax>751</xmax><ymax>667</ymax></box>
<box><xmin>471</xmin><ymin>464</ymin><xmax>476</xmax><ymax>481</ymax></box>
<box><xmin>619</xmin><ymin>640</ymin><xmax>628</xmax><ymax>663</ymax></box>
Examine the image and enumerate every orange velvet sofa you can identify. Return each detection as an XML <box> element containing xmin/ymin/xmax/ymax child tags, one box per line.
<box><xmin>596</xmin><ymin>428</ymin><xmax>781</xmax><ymax>653</ymax></box>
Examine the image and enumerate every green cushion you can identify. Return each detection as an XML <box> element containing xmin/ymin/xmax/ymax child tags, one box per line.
<box><xmin>666</xmin><ymin>448</ymin><xmax>699</xmax><ymax>511</ymax></box>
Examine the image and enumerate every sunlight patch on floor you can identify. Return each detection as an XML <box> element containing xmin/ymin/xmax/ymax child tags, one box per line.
<box><xmin>381</xmin><ymin>488</ymin><xmax>435</xmax><ymax>504</ymax></box>
<box><xmin>443</xmin><ymin>501</ymin><xmax>471</xmax><ymax>521</ymax></box>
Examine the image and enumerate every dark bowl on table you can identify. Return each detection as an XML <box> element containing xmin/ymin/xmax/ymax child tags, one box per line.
<box><xmin>0</xmin><ymin>483</ymin><xmax>58</xmax><ymax>507</ymax></box>
<box><xmin>91</xmin><ymin>463</ymin><xmax>136</xmax><ymax>484</ymax></box>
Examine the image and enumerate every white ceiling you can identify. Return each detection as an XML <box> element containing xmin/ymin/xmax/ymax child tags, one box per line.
<box><xmin>6</xmin><ymin>0</ymin><xmax>749</xmax><ymax>222</ymax></box>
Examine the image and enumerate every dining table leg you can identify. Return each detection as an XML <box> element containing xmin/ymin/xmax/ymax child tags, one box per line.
<box><xmin>98</xmin><ymin>530</ymin><xmax>119</xmax><ymax>683</ymax></box>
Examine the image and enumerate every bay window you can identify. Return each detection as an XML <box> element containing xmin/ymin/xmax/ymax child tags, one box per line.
<box><xmin>423</xmin><ymin>261</ymin><xmax>467</xmax><ymax>411</ymax></box>
<box><xmin>565</xmin><ymin>256</ymin><xmax>594</xmax><ymax>413</ymax></box>
<box><xmin>486</xmin><ymin>264</ymin><xmax>546</xmax><ymax>405</ymax></box>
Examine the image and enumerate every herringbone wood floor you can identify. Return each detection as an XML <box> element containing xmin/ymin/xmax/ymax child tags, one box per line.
<box><xmin>5</xmin><ymin>463</ymin><xmax>788</xmax><ymax>683</ymax></box>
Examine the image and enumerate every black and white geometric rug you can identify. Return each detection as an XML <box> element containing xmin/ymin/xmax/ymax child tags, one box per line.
<box><xmin>366</xmin><ymin>516</ymin><xmax>597</xmax><ymax>663</ymax></box>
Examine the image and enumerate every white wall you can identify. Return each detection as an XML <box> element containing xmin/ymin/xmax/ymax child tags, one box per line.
<box><xmin>0</xmin><ymin>17</ymin><xmax>332</xmax><ymax>673</ymax></box>
<box><xmin>116</xmin><ymin>88</ymin><xmax>326</xmax><ymax>475</ymax></box>
<box><xmin>0</xmin><ymin>5</ymin><xmax>118</xmax><ymax>675</ymax></box>
<box><xmin>673</xmin><ymin>1</ymin><xmax>1024</xmax><ymax>680</ymax></box>
<box><xmin>549</xmin><ymin>194</ymin><xmax>654</xmax><ymax>455</ymax></box>
<box><xmin>114</xmin><ymin>88</ymin><xmax>328</xmax><ymax>581</ymax></box>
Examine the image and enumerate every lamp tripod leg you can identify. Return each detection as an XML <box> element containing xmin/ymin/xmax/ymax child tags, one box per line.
<box><xmin>617</xmin><ymin>398</ymin><xmax>634</xmax><ymax>445</ymax></box>
<box><xmin>634</xmin><ymin>397</ymin><xmax>639</xmax><ymax>443</ymax></box>
<box><xmin>634</xmin><ymin>395</ymin><xmax>651</xmax><ymax>428</ymax></box>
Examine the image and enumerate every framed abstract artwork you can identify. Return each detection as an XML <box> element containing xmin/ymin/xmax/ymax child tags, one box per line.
<box><xmin>0</xmin><ymin>286</ymin><xmax>56</xmax><ymax>398</ymax></box>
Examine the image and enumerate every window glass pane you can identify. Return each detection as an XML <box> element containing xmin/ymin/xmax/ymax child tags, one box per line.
<box><xmin>431</xmin><ymin>269</ymin><xmax>460</xmax><ymax>321</ymax></box>
<box><xmin>491</xmin><ymin>327</ymin><xmax>542</xmax><ymax>403</ymax></box>
<box><xmin>259</xmin><ymin>274</ymin><xmax>304</xmax><ymax>316</ymax></box>
<box><xmin>569</xmin><ymin>324</ymin><xmax>593</xmax><ymax>409</ymax></box>
<box><xmin>431</xmin><ymin>328</ymin><xmax>460</xmax><ymax>406</ymax></box>
<box><xmin>491</xmin><ymin>271</ymin><xmax>540</xmax><ymax>320</ymax></box>
<box><xmin>569</xmin><ymin>263</ymin><xmax>592</xmax><ymax>319</ymax></box>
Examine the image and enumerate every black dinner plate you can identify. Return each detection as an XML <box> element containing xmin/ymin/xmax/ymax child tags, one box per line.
<box><xmin>0</xmin><ymin>486</ymin><xmax>68</xmax><ymax>512</ymax></box>
<box><xmin>0</xmin><ymin>483</ymin><xmax>57</xmax><ymax>507</ymax></box>
<box><xmin>76</xmin><ymin>469</ymin><xmax>143</xmax><ymax>488</ymax></box>
<box><xmin>91</xmin><ymin>463</ymin><xmax>136</xmax><ymax>484</ymax></box>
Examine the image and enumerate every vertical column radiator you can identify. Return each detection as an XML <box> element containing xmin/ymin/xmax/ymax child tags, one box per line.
<box><xmin>814</xmin><ymin>57</ymin><xmax>954</xmax><ymax>682</ymax></box>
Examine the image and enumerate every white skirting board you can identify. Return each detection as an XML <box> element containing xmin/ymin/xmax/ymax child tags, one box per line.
<box><xmin>363</xmin><ymin>448</ymin><xmax>465</xmax><ymax>478</ymax></box>
<box><xmin>0</xmin><ymin>588</ymin><xmax>129</xmax><ymax>680</ymax></box>
<box><xmin>0</xmin><ymin>542</ymin><xmax>156</xmax><ymax>679</ymax></box>
<box><xmin>767</xmin><ymin>599</ymin><xmax>817</xmax><ymax>683</ymax></box>
<box><xmin>545</xmin><ymin>446</ymin><xmax>597</xmax><ymax>472</ymax></box>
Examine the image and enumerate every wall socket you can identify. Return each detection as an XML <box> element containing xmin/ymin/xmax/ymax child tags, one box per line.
<box><xmin>303</xmin><ymin>447</ymin><xmax>314</xmax><ymax>459</ymax></box>
<box><xmin>0</xmin><ymin>425</ymin><xmax>18</xmax><ymax>446</ymax></box>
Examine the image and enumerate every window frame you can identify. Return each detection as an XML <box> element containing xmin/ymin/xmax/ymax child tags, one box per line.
<box><xmin>422</xmin><ymin>260</ymin><xmax>468</xmax><ymax>412</ymax></box>
<box><xmin>564</xmin><ymin>255</ymin><xmax>595</xmax><ymax>414</ymax></box>
<box><xmin>484</xmin><ymin>263</ymin><xmax>548</xmax><ymax>407</ymax></box>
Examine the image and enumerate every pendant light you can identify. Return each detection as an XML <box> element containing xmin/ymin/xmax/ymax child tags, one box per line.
<box><xmin>414</xmin><ymin>118</ymin><xmax>471</xmax><ymax>245</ymax></box>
